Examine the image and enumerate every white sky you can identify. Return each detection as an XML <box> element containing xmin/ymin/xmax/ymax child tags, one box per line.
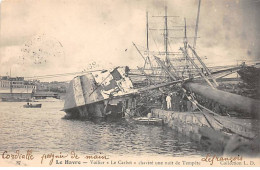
<box><xmin>0</xmin><ymin>0</ymin><xmax>259</xmax><ymax>81</ymax></box>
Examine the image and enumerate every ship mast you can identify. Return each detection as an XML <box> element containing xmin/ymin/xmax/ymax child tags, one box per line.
<box><xmin>10</xmin><ymin>68</ymin><xmax>13</xmax><ymax>95</ymax></box>
<box><xmin>146</xmin><ymin>11</ymin><xmax>154</xmax><ymax>76</ymax></box>
<box><xmin>184</xmin><ymin>18</ymin><xmax>187</xmax><ymax>50</ymax></box>
<box><xmin>183</xmin><ymin>18</ymin><xmax>189</xmax><ymax>76</ymax></box>
<box><xmin>193</xmin><ymin>0</ymin><xmax>201</xmax><ymax>49</ymax></box>
<box><xmin>146</xmin><ymin>11</ymin><xmax>149</xmax><ymax>55</ymax></box>
<box><xmin>164</xmin><ymin>6</ymin><xmax>169</xmax><ymax>66</ymax></box>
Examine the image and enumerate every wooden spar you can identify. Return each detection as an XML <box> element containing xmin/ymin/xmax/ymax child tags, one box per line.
<box><xmin>184</xmin><ymin>18</ymin><xmax>187</xmax><ymax>49</ymax></box>
<box><xmin>168</xmin><ymin>59</ymin><xmax>179</xmax><ymax>77</ymax></box>
<box><xmin>211</xmin><ymin>66</ymin><xmax>242</xmax><ymax>79</ymax></box>
<box><xmin>146</xmin><ymin>11</ymin><xmax>149</xmax><ymax>55</ymax></box>
<box><xmin>183</xmin><ymin>82</ymin><xmax>260</xmax><ymax>118</ymax></box>
<box><xmin>154</xmin><ymin>56</ymin><xmax>178</xmax><ymax>80</ymax></box>
<box><xmin>132</xmin><ymin>41</ymin><xmax>153</xmax><ymax>72</ymax></box>
<box><xmin>137</xmin><ymin>66</ymin><xmax>154</xmax><ymax>84</ymax></box>
<box><xmin>132</xmin><ymin>41</ymin><xmax>148</xmax><ymax>68</ymax></box>
<box><xmin>180</xmin><ymin>47</ymin><xmax>215</xmax><ymax>88</ymax></box>
<box><xmin>164</xmin><ymin>6</ymin><xmax>169</xmax><ymax>66</ymax></box>
<box><xmin>193</xmin><ymin>0</ymin><xmax>201</xmax><ymax>48</ymax></box>
<box><xmin>144</xmin><ymin>12</ymin><xmax>155</xmax><ymax>74</ymax></box>
<box><xmin>132</xmin><ymin>42</ymin><xmax>146</xmax><ymax>61</ymax></box>
<box><xmin>148</xmin><ymin>57</ymin><xmax>154</xmax><ymax>72</ymax></box>
<box><xmin>188</xmin><ymin>44</ymin><xmax>218</xmax><ymax>86</ymax></box>
<box><xmin>129</xmin><ymin>73</ymin><xmax>171</xmax><ymax>78</ymax></box>
<box><xmin>138</xmin><ymin>79</ymin><xmax>182</xmax><ymax>92</ymax></box>
<box><xmin>143</xmin><ymin>57</ymin><xmax>148</xmax><ymax>69</ymax></box>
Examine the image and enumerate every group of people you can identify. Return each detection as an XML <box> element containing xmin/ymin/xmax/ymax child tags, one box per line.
<box><xmin>160</xmin><ymin>91</ymin><xmax>197</xmax><ymax>112</ymax></box>
<box><xmin>159</xmin><ymin>90</ymin><xmax>233</xmax><ymax>116</ymax></box>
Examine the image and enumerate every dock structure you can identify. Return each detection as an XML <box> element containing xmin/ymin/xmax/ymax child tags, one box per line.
<box><xmin>33</xmin><ymin>91</ymin><xmax>59</xmax><ymax>99</ymax></box>
<box><xmin>151</xmin><ymin>108</ymin><xmax>259</xmax><ymax>155</ymax></box>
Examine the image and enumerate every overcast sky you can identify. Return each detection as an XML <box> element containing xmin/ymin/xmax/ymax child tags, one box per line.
<box><xmin>0</xmin><ymin>0</ymin><xmax>259</xmax><ymax>81</ymax></box>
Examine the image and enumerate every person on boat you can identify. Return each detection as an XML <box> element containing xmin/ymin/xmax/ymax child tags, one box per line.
<box><xmin>166</xmin><ymin>94</ymin><xmax>172</xmax><ymax>110</ymax></box>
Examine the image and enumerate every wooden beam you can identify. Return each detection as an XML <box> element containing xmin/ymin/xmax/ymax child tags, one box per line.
<box><xmin>153</xmin><ymin>56</ymin><xmax>178</xmax><ymax>81</ymax></box>
<box><xmin>137</xmin><ymin>66</ymin><xmax>154</xmax><ymax>85</ymax></box>
<box><xmin>188</xmin><ymin>45</ymin><xmax>218</xmax><ymax>87</ymax></box>
<box><xmin>180</xmin><ymin>47</ymin><xmax>215</xmax><ymax>88</ymax></box>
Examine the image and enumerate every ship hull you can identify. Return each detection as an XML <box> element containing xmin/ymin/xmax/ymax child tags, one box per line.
<box><xmin>63</xmin><ymin>67</ymin><xmax>137</xmax><ymax>119</ymax></box>
<box><xmin>64</xmin><ymin>100</ymin><xmax>125</xmax><ymax>119</ymax></box>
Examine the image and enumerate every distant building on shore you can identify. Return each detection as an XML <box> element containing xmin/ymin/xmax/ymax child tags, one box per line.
<box><xmin>0</xmin><ymin>76</ymin><xmax>36</xmax><ymax>101</ymax></box>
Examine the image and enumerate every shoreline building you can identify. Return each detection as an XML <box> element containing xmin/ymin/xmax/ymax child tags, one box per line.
<box><xmin>0</xmin><ymin>76</ymin><xmax>36</xmax><ymax>101</ymax></box>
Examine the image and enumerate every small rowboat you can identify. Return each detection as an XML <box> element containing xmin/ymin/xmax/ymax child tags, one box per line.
<box><xmin>23</xmin><ymin>104</ymin><xmax>42</xmax><ymax>108</ymax></box>
<box><xmin>133</xmin><ymin>117</ymin><xmax>164</xmax><ymax>125</ymax></box>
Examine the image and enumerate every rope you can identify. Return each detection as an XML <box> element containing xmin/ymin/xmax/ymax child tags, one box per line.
<box><xmin>182</xmin><ymin>91</ymin><xmax>217</xmax><ymax>129</ymax></box>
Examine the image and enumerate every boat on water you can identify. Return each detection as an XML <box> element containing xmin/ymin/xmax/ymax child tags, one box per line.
<box><xmin>132</xmin><ymin>117</ymin><xmax>164</xmax><ymax>125</ymax></box>
<box><xmin>23</xmin><ymin>103</ymin><xmax>42</xmax><ymax>108</ymax></box>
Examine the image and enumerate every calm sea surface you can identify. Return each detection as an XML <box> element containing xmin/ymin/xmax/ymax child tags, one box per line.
<box><xmin>0</xmin><ymin>101</ymin><xmax>206</xmax><ymax>157</ymax></box>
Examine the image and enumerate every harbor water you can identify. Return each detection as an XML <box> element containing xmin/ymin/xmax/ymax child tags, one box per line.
<box><xmin>0</xmin><ymin>100</ymin><xmax>207</xmax><ymax>157</ymax></box>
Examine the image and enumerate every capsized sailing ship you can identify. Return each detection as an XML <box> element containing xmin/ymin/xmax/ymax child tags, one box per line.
<box><xmin>63</xmin><ymin>65</ymin><xmax>181</xmax><ymax>119</ymax></box>
<box><xmin>63</xmin><ymin>66</ymin><xmax>138</xmax><ymax>118</ymax></box>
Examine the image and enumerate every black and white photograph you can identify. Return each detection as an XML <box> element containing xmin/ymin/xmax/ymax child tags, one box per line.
<box><xmin>0</xmin><ymin>0</ymin><xmax>259</xmax><ymax>167</ymax></box>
